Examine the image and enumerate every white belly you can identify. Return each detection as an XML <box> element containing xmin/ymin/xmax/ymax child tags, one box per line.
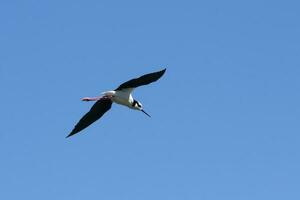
<box><xmin>102</xmin><ymin>90</ymin><xmax>134</xmax><ymax>108</ymax></box>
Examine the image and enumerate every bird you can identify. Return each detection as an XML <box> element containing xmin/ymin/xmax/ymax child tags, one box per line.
<box><xmin>66</xmin><ymin>68</ymin><xmax>166</xmax><ymax>138</ymax></box>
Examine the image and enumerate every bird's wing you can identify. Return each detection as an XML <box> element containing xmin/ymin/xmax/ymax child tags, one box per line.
<box><xmin>67</xmin><ymin>98</ymin><xmax>112</xmax><ymax>138</ymax></box>
<box><xmin>115</xmin><ymin>68</ymin><xmax>166</xmax><ymax>91</ymax></box>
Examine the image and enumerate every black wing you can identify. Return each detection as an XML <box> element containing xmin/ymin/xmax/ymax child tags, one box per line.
<box><xmin>66</xmin><ymin>98</ymin><xmax>112</xmax><ymax>138</ymax></box>
<box><xmin>115</xmin><ymin>68</ymin><xmax>166</xmax><ymax>90</ymax></box>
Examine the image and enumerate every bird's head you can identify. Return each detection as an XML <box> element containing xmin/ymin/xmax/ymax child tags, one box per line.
<box><xmin>132</xmin><ymin>100</ymin><xmax>151</xmax><ymax>117</ymax></box>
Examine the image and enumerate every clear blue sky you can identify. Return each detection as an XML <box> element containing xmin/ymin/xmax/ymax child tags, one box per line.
<box><xmin>1</xmin><ymin>0</ymin><xmax>299</xmax><ymax>199</ymax></box>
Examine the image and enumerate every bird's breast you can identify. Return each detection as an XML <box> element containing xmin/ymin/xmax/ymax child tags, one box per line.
<box><xmin>111</xmin><ymin>90</ymin><xmax>133</xmax><ymax>108</ymax></box>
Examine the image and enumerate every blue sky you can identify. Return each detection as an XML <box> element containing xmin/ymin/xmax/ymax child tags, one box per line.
<box><xmin>1</xmin><ymin>0</ymin><xmax>300</xmax><ymax>199</ymax></box>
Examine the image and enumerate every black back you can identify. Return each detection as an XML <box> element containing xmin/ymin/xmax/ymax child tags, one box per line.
<box><xmin>115</xmin><ymin>68</ymin><xmax>166</xmax><ymax>90</ymax></box>
<box><xmin>67</xmin><ymin>98</ymin><xmax>112</xmax><ymax>138</ymax></box>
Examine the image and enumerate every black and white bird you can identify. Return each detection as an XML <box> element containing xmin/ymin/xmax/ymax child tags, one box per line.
<box><xmin>67</xmin><ymin>68</ymin><xmax>166</xmax><ymax>138</ymax></box>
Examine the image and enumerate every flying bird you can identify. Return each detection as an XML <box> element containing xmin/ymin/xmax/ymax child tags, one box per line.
<box><xmin>67</xmin><ymin>68</ymin><xmax>166</xmax><ymax>138</ymax></box>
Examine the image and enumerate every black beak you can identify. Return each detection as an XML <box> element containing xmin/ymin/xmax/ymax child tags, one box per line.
<box><xmin>141</xmin><ymin>109</ymin><xmax>151</xmax><ymax>117</ymax></box>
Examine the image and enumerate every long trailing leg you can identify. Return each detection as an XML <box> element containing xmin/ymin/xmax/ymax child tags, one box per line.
<box><xmin>81</xmin><ymin>95</ymin><xmax>113</xmax><ymax>102</ymax></box>
<box><xmin>81</xmin><ymin>96</ymin><xmax>102</xmax><ymax>101</ymax></box>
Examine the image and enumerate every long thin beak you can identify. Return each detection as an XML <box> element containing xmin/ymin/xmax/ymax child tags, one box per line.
<box><xmin>141</xmin><ymin>109</ymin><xmax>151</xmax><ymax>117</ymax></box>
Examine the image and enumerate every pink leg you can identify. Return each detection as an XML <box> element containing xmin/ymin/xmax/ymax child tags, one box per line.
<box><xmin>81</xmin><ymin>96</ymin><xmax>102</xmax><ymax>101</ymax></box>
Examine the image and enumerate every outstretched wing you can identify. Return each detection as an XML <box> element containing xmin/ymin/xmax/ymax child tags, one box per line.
<box><xmin>67</xmin><ymin>98</ymin><xmax>112</xmax><ymax>138</ymax></box>
<box><xmin>115</xmin><ymin>68</ymin><xmax>166</xmax><ymax>91</ymax></box>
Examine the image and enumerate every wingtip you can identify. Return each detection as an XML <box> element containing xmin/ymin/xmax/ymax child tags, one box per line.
<box><xmin>66</xmin><ymin>132</ymin><xmax>75</xmax><ymax>138</ymax></box>
<box><xmin>160</xmin><ymin>68</ymin><xmax>166</xmax><ymax>75</ymax></box>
